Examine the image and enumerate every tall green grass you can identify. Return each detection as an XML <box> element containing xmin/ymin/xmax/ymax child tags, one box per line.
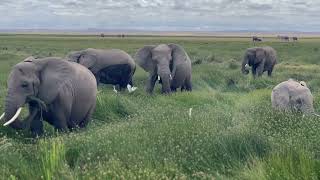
<box><xmin>0</xmin><ymin>35</ymin><xmax>319</xmax><ymax>179</ymax></box>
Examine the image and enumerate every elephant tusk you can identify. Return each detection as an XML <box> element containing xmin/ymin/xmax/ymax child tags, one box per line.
<box><xmin>245</xmin><ymin>64</ymin><xmax>250</xmax><ymax>71</ymax></box>
<box><xmin>3</xmin><ymin>107</ymin><xmax>22</xmax><ymax>127</ymax></box>
<box><xmin>158</xmin><ymin>76</ymin><xmax>161</xmax><ymax>81</ymax></box>
<box><xmin>0</xmin><ymin>113</ymin><xmax>4</xmax><ymax>120</ymax></box>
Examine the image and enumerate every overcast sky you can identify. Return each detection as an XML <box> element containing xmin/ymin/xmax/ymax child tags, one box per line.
<box><xmin>0</xmin><ymin>0</ymin><xmax>319</xmax><ymax>32</ymax></box>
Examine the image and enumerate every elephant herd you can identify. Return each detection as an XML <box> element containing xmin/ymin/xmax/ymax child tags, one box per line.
<box><xmin>0</xmin><ymin>44</ymin><xmax>317</xmax><ymax>136</ymax></box>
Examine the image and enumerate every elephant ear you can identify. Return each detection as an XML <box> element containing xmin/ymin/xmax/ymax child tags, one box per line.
<box><xmin>66</xmin><ymin>51</ymin><xmax>82</xmax><ymax>63</ymax></box>
<box><xmin>36</xmin><ymin>59</ymin><xmax>74</xmax><ymax>104</ymax></box>
<box><xmin>168</xmin><ymin>44</ymin><xmax>190</xmax><ymax>64</ymax></box>
<box><xmin>78</xmin><ymin>53</ymin><xmax>97</xmax><ymax>70</ymax></box>
<box><xmin>135</xmin><ymin>45</ymin><xmax>156</xmax><ymax>72</ymax></box>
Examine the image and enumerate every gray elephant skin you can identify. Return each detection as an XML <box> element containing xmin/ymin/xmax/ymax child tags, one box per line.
<box><xmin>271</xmin><ymin>79</ymin><xmax>315</xmax><ymax>114</ymax></box>
<box><xmin>135</xmin><ymin>44</ymin><xmax>192</xmax><ymax>94</ymax></box>
<box><xmin>242</xmin><ymin>46</ymin><xmax>277</xmax><ymax>77</ymax></box>
<box><xmin>67</xmin><ymin>48</ymin><xmax>136</xmax><ymax>90</ymax></box>
<box><xmin>1</xmin><ymin>57</ymin><xmax>97</xmax><ymax>135</ymax></box>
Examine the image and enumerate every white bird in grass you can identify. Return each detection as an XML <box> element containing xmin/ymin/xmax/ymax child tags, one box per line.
<box><xmin>127</xmin><ymin>84</ymin><xmax>138</xmax><ymax>93</ymax></box>
<box><xmin>113</xmin><ymin>86</ymin><xmax>118</xmax><ymax>93</ymax></box>
<box><xmin>189</xmin><ymin>108</ymin><xmax>193</xmax><ymax>118</ymax></box>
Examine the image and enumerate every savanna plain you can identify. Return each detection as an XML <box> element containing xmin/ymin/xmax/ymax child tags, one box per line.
<box><xmin>0</xmin><ymin>35</ymin><xmax>320</xmax><ymax>179</ymax></box>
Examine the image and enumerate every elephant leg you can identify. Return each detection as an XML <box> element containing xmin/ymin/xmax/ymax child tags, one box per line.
<box><xmin>128</xmin><ymin>76</ymin><xmax>133</xmax><ymax>86</ymax></box>
<box><xmin>146</xmin><ymin>73</ymin><xmax>158</xmax><ymax>94</ymax></box>
<box><xmin>116</xmin><ymin>84</ymin><xmax>123</xmax><ymax>91</ymax></box>
<box><xmin>268</xmin><ymin>65</ymin><xmax>275</xmax><ymax>77</ymax></box>
<box><xmin>78</xmin><ymin>105</ymin><xmax>95</xmax><ymax>128</ymax></box>
<box><xmin>49</xmin><ymin>93</ymin><xmax>71</xmax><ymax>132</ymax></box>
<box><xmin>252</xmin><ymin>67</ymin><xmax>257</xmax><ymax>77</ymax></box>
<box><xmin>184</xmin><ymin>76</ymin><xmax>192</xmax><ymax>91</ymax></box>
<box><xmin>256</xmin><ymin>61</ymin><xmax>266</xmax><ymax>77</ymax></box>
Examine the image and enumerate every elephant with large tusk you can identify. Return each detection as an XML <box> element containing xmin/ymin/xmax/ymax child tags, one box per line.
<box><xmin>135</xmin><ymin>44</ymin><xmax>192</xmax><ymax>94</ymax></box>
<box><xmin>1</xmin><ymin>56</ymin><xmax>97</xmax><ymax>136</ymax></box>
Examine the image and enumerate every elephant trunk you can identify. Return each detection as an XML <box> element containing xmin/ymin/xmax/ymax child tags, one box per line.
<box><xmin>3</xmin><ymin>92</ymin><xmax>26</xmax><ymax>129</ymax></box>
<box><xmin>242</xmin><ymin>55</ymin><xmax>250</xmax><ymax>74</ymax></box>
<box><xmin>157</xmin><ymin>64</ymin><xmax>172</xmax><ymax>94</ymax></box>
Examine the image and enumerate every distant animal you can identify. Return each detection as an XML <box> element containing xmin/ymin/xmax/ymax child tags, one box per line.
<box><xmin>252</xmin><ymin>36</ymin><xmax>262</xmax><ymax>42</ymax></box>
<box><xmin>135</xmin><ymin>44</ymin><xmax>192</xmax><ymax>94</ymax></box>
<box><xmin>242</xmin><ymin>46</ymin><xmax>277</xmax><ymax>77</ymax></box>
<box><xmin>271</xmin><ymin>79</ymin><xmax>319</xmax><ymax>116</ymax></box>
<box><xmin>278</xmin><ymin>35</ymin><xmax>290</xmax><ymax>41</ymax></box>
<box><xmin>67</xmin><ymin>48</ymin><xmax>137</xmax><ymax>92</ymax></box>
<box><xmin>292</xmin><ymin>37</ymin><xmax>298</xmax><ymax>41</ymax></box>
<box><xmin>0</xmin><ymin>57</ymin><xmax>97</xmax><ymax>136</ymax></box>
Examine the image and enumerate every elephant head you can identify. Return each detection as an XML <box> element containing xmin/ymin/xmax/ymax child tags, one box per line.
<box><xmin>242</xmin><ymin>48</ymin><xmax>265</xmax><ymax>74</ymax></box>
<box><xmin>135</xmin><ymin>44</ymin><xmax>187</xmax><ymax>94</ymax></box>
<box><xmin>66</xmin><ymin>49</ymin><xmax>97</xmax><ymax>71</ymax></box>
<box><xmin>0</xmin><ymin>57</ymin><xmax>69</xmax><ymax>128</ymax></box>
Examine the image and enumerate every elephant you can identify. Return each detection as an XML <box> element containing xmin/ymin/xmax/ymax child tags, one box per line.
<box><xmin>0</xmin><ymin>57</ymin><xmax>97</xmax><ymax>135</ymax></box>
<box><xmin>135</xmin><ymin>44</ymin><xmax>192</xmax><ymax>94</ymax></box>
<box><xmin>271</xmin><ymin>79</ymin><xmax>319</xmax><ymax>116</ymax></box>
<box><xmin>242</xmin><ymin>46</ymin><xmax>277</xmax><ymax>77</ymax></box>
<box><xmin>67</xmin><ymin>48</ymin><xmax>137</xmax><ymax>93</ymax></box>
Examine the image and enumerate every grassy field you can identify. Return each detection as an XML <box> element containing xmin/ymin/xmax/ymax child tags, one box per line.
<box><xmin>0</xmin><ymin>35</ymin><xmax>320</xmax><ymax>179</ymax></box>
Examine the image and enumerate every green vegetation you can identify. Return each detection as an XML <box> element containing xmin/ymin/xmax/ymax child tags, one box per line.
<box><xmin>0</xmin><ymin>35</ymin><xmax>319</xmax><ymax>179</ymax></box>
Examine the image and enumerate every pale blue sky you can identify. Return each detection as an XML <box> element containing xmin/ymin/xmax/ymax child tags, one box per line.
<box><xmin>0</xmin><ymin>0</ymin><xmax>319</xmax><ymax>32</ymax></box>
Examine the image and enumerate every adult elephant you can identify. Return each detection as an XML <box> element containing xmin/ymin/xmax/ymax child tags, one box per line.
<box><xmin>0</xmin><ymin>57</ymin><xmax>97</xmax><ymax>135</ymax></box>
<box><xmin>271</xmin><ymin>79</ymin><xmax>319</xmax><ymax>116</ymax></box>
<box><xmin>135</xmin><ymin>44</ymin><xmax>192</xmax><ymax>94</ymax></box>
<box><xmin>67</xmin><ymin>48</ymin><xmax>137</xmax><ymax>92</ymax></box>
<box><xmin>242</xmin><ymin>46</ymin><xmax>277</xmax><ymax>77</ymax></box>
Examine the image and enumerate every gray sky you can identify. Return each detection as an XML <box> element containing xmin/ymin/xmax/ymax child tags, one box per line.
<box><xmin>0</xmin><ymin>0</ymin><xmax>319</xmax><ymax>32</ymax></box>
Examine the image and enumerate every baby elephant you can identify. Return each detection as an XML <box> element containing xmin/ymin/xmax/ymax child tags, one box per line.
<box><xmin>242</xmin><ymin>46</ymin><xmax>277</xmax><ymax>77</ymax></box>
<box><xmin>271</xmin><ymin>79</ymin><xmax>318</xmax><ymax>116</ymax></box>
<box><xmin>0</xmin><ymin>57</ymin><xmax>97</xmax><ymax>135</ymax></box>
<box><xmin>67</xmin><ymin>48</ymin><xmax>137</xmax><ymax>93</ymax></box>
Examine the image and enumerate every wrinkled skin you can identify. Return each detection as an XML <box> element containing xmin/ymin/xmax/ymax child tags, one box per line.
<box><xmin>271</xmin><ymin>79</ymin><xmax>314</xmax><ymax>114</ymax></box>
<box><xmin>2</xmin><ymin>57</ymin><xmax>97</xmax><ymax>136</ymax></box>
<box><xmin>67</xmin><ymin>48</ymin><xmax>136</xmax><ymax>90</ymax></box>
<box><xmin>135</xmin><ymin>44</ymin><xmax>192</xmax><ymax>94</ymax></box>
<box><xmin>242</xmin><ymin>46</ymin><xmax>277</xmax><ymax>77</ymax></box>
